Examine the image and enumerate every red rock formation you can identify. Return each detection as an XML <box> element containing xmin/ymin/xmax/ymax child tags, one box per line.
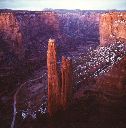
<box><xmin>0</xmin><ymin>12</ymin><xmax>24</xmax><ymax>58</ymax></box>
<box><xmin>61</xmin><ymin>56</ymin><xmax>73</xmax><ymax>110</ymax></box>
<box><xmin>47</xmin><ymin>39</ymin><xmax>61</xmax><ymax>116</ymax></box>
<box><xmin>47</xmin><ymin>39</ymin><xmax>73</xmax><ymax>116</ymax></box>
<box><xmin>0</xmin><ymin>11</ymin><xmax>60</xmax><ymax>63</ymax></box>
<box><xmin>100</xmin><ymin>12</ymin><xmax>126</xmax><ymax>45</ymax></box>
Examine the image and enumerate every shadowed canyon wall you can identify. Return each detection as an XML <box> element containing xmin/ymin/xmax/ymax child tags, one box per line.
<box><xmin>0</xmin><ymin>11</ymin><xmax>59</xmax><ymax>66</ymax></box>
<box><xmin>96</xmin><ymin>56</ymin><xmax>126</xmax><ymax>94</ymax></box>
<box><xmin>16</xmin><ymin>11</ymin><xmax>59</xmax><ymax>61</ymax></box>
<box><xmin>0</xmin><ymin>11</ymin><xmax>60</xmax><ymax>85</ymax></box>
<box><xmin>100</xmin><ymin>12</ymin><xmax>126</xmax><ymax>46</ymax></box>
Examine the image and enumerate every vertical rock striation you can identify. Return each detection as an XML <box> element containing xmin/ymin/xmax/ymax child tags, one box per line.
<box><xmin>47</xmin><ymin>39</ymin><xmax>73</xmax><ymax>116</ymax></box>
<box><xmin>47</xmin><ymin>39</ymin><xmax>61</xmax><ymax>116</ymax></box>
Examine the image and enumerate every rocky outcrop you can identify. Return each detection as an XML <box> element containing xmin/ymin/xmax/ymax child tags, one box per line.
<box><xmin>47</xmin><ymin>39</ymin><xmax>73</xmax><ymax>116</ymax></box>
<box><xmin>100</xmin><ymin>12</ymin><xmax>126</xmax><ymax>45</ymax></box>
<box><xmin>47</xmin><ymin>39</ymin><xmax>61</xmax><ymax>116</ymax></box>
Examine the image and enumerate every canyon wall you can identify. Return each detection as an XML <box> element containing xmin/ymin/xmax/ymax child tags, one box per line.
<box><xmin>0</xmin><ymin>10</ymin><xmax>101</xmax><ymax>66</ymax></box>
<box><xmin>0</xmin><ymin>12</ymin><xmax>60</xmax><ymax>98</ymax></box>
<box><xmin>16</xmin><ymin>11</ymin><xmax>59</xmax><ymax>61</ymax></box>
<box><xmin>57</xmin><ymin>11</ymin><xmax>100</xmax><ymax>48</ymax></box>
<box><xmin>96</xmin><ymin>56</ymin><xmax>126</xmax><ymax>94</ymax></box>
<box><xmin>0</xmin><ymin>12</ymin><xmax>24</xmax><ymax>61</ymax></box>
<box><xmin>0</xmin><ymin>11</ymin><xmax>59</xmax><ymax>65</ymax></box>
<box><xmin>0</xmin><ymin>10</ymin><xmax>101</xmax><ymax>85</ymax></box>
<box><xmin>100</xmin><ymin>12</ymin><xmax>126</xmax><ymax>45</ymax></box>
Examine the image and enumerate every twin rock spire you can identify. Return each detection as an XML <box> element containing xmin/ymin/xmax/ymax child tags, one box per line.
<box><xmin>47</xmin><ymin>39</ymin><xmax>73</xmax><ymax>116</ymax></box>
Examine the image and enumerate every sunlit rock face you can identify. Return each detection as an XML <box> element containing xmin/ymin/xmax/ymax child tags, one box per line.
<box><xmin>100</xmin><ymin>12</ymin><xmax>126</xmax><ymax>46</ymax></box>
<box><xmin>99</xmin><ymin>12</ymin><xmax>126</xmax><ymax>93</ymax></box>
<box><xmin>47</xmin><ymin>39</ymin><xmax>73</xmax><ymax>116</ymax></box>
<box><xmin>96</xmin><ymin>56</ymin><xmax>126</xmax><ymax>94</ymax></box>
<box><xmin>47</xmin><ymin>39</ymin><xmax>61</xmax><ymax>116</ymax></box>
<box><xmin>0</xmin><ymin>12</ymin><xmax>24</xmax><ymax>59</ymax></box>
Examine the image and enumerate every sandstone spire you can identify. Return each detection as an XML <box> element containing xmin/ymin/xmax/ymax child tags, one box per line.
<box><xmin>47</xmin><ymin>39</ymin><xmax>61</xmax><ymax>116</ymax></box>
<box><xmin>47</xmin><ymin>39</ymin><xmax>73</xmax><ymax>116</ymax></box>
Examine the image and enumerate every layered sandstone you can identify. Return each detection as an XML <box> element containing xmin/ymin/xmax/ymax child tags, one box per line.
<box><xmin>100</xmin><ymin>12</ymin><xmax>126</xmax><ymax>45</ymax></box>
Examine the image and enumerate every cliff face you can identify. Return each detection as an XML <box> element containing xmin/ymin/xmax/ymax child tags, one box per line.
<box><xmin>100</xmin><ymin>12</ymin><xmax>126</xmax><ymax>45</ymax></box>
<box><xmin>0</xmin><ymin>11</ymin><xmax>60</xmax><ymax>96</ymax></box>
<box><xmin>0</xmin><ymin>12</ymin><xmax>24</xmax><ymax>59</ymax></box>
<box><xmin>59</xmin><ymin>12</ymin><xmax>99</xmax><ymax>41</ymax></box>
<box><xmin>0</xmin><ymin>11</ymin><xmax>59</xmax><ymax>64</ymax></box>
<box><xmin>16</xmin><ymin>11</ymin><xmax>59</xmax><ymax>61</ymax></box>
<box><xmin>57</xmin><ymin>11</ymin><xmax>100</xmax><ymax>50</ymax></box>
